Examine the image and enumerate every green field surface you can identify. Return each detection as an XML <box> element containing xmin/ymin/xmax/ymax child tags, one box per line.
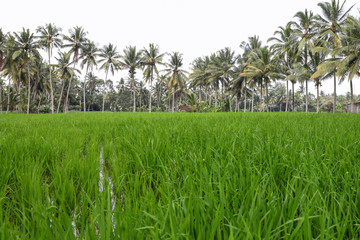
<box><xmin>1</xmin><ymin>113</ymin><xmax>360</xmax><ymax>239</ymax></box>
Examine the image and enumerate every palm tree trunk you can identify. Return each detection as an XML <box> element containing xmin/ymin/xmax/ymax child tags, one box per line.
<box><xmin>48</xmin><ymin>50</ymin><xmax>54</xmax><ymax>114</ymax></box>
<box><xmin>65</xmin><ymin>62</ymin><xmax>75</xmax><ymax>113</ymax></box>
<box><xmin>292</xmin><ymin>82</ymin><xmax>295</xmax><ymax>111</ymax></box>
<box><xmin>333</xmin><ymin>72</ymin><xmax>336</xmax><ymax>113</ymax></box>
<box><xmin>132</xmin><ymin>74</ymin><xmax>136</xmax><ymax>113</ymax></box>
<box><xmin>27</xmin><ymin>60</ymin><xmax>31</xmax><ymax>114</ymax></box>
<box><xmin>305</xmin><ymin>79</ymin><xmax>308</xmax><ymax>113</ymax></box>
<box><xmin>251</xmin><ymin>89</ymin><xmax>254</xmax><ymax>112</ymax></box>
<box><xmin>172</xmin><ymin>89</ymin><xmax>175</xmax><ymax>113</ymax></box>
<box><xmin>285</xmin><ymin>80</ymin><xmax>289</xmax><ymax>112</ymax></box>
<box><xmin>316</xmin><ymin>81</ymin><xmax>319</xmax><ymax>113</ymax></box>
<box><xmin>57</xmin><ymin>79</ymin><xmax>65</xmax><ymax>113</ymax></box>
<box><xmin>149</xmin><ymin>69</ymin><xmax>153</xmax><ymax>113</ymax></box>
<box><xmin>266</xmin><ymin>82</ymin><xmax>269</xmax><ymax>112</ymax></box>
<box><xmin>215</xmin><ymin>88</ymin><xmax>218</xmax><ymax>107</ymax></box>
<box><xmin>6</xmin><ymin>77</ymin><xmax>10</xmax><ymax>113</ymax></box>
<box><xmin>244</xmin><ymin>78</ymin><xmax>247</xmax><ymax>112</ymax></box>
<box><xmin>83</xmin><ymin>68</ymin><xmax>89</xmax><ymax>113</ymax></box>
<box><xmin>260</xmin><ymin>82</ymin><xmax>263</xmax><ymax>112</ymax></box>
<box><xmin>229</xmin><ymin>94</ymin><xmax>232</xmax><ymax>112</ymax></box>
<box><xmin>350</xmin><ymin>80</ymin><xmax>354</xmax><ymax>113</ymax></box>
<box><xmin>102</xmin><ymin>70</ymin><xmax>108</xmax><ymax>113</ymax></box>
<box><xmin>235</xmin><ymin>96</ymin><xmax>238</xmax><ymax>112</ymax></box>
<box><xmin>199</xmin><ymin>86</ymin><xmax>202</xmax><ymax>103</ymax></box>
<box><xmin>0</xmin><ymin>81</ymin><xmax>2</xmax><ymax>114</ymax></box>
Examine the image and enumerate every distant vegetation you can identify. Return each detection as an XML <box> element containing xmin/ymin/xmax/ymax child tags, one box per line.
<box><xmin>0</xmin><ymin>0</ymin><xmax>359</xmax><ymax>114</ymax></box>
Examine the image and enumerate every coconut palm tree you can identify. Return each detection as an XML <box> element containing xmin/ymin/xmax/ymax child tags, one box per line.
<box><xmin>12</xmin><ymin>28</ymin><xmax>40</xmax><ymax>114</ymax></box>
<box><xmin>53</xmin><ymin>52</ymin><xmax>79</xmax><ymax>113</ymax></box>
<box><xmin>98</xmin><ymin>43</ymin><xmax>120</xmax><ymax>113</ymax></box>
<box><xmin>36</xmin><ymin>23</ymin><xmax>62</xmax><ymax>114</ymax></box>
<box><xmin>164</xmin><ymin>52</ymin><xmax>187</xmax><ymax>112</ymax></box>
<box><xmin>62</xmin><ymin>26</ymin><xmax>88</xmax><ymax>112</ymax></box>
<box><xmin>335</xmin><ymin>15</ymin><xmax>360</xmax><ymax>112</ymax></box>
<box><xmin>317</xmin><ymin>0</ymin><xmax>354</xmax><ymax>113</ymax></box>
<box><xmin>268</xmin><ymin>23</ymin><xmax>298</xmax><ymax>112</ymax></box>
<box><xmin>142</xmin><ymin>43</ymin><xmax>164</xmax><ymax>113</ymax></box>
<box><xmin>189</xmin><ymin>56</ymin><xmax>211</xmax><ymax>104</ymax></box>
<box><xmin>120</xmin><ymin>46</ymin><xmax>143</xmax><ymax>113</ymax></box>
<box><xmin>80</xmin><ymin>40</ymin><xmax>99</xmax><ymax>112</ymax></box>
<box><xmin>291</xmin><ymin>9</ymin><xmax>319</xmax><ymax>112</ymax></box>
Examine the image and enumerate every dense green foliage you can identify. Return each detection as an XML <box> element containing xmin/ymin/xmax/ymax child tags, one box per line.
<box><xmin>1</xmin><ymin>112</ymin><xmax>360</xmax><ymax>238</ymax></box>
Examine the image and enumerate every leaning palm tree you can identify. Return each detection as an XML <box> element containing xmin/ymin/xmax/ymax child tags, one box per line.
<box><xmin>120</xmin><ymin>46</ymin><xmax>143</xmax><ymax>113</ymax></box>
<box><xmin>36</xmin><ymin>23</ymin><xmax>62</xmax><ymax>114</ymax></box>
<box><xmin>164</xmin><ymin>52</ymin><xmax>188</xmax><ymax>113</ymax></box>
<box><xmin>62</xmin><ymin>26</ymin><xmax>87</xmax><ymax>113</ymax></box>
<box><xmin>317</xmin><ymin>0</ymin><xmax>354</xmax><ymax>113</ymax></box>
<box><xmin>291</xmin><ymin>9</ymin><xmax>319</xmax><ymax>112</ymax></box>
<box><xmin>98</xmin><ymin>43</ymin><xmax>120</xmax><ymax>113</ymax></box>
<box><xmin>12</xmin><ymin>28</ymin><xmax>40</xmax><ymax>114</ymax></box>
<box><xmin>80</xmin><ymin>40</ymin><xmax>99</xmax><ymax>112</ymax></box>
<box><xmin>142</xmin><ymin>43</ymin><xmax>164</xmax><ymax>113</ymax></box>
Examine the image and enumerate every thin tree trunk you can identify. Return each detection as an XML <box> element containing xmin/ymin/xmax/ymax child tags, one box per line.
<box><xmin>199</xmin><ymin>86</ymin><xmax>202</xmax><ymax>103</ymax></box>
<box><xmin>48</xmin><ymin>50</ymin><xmax>54</xmax><ymax>114</ymax></box>
<box><xmin>65</xmin><ymin>62</ymin><xmax>75</xmax><ymax>113</ymax></box>
<box><xmin>333</xmin><ymin>72</ymin><xmax>336</xmax><ymax>113</ymax></box>
<box><xmin>149</xmin><ymin>69</ymin><xmax>153</xmax><ymax>113</ymax></box>
<box><xmin>235</xmin><ymin>96</ymin><xmax>238</xmax><ymax>112</ymax></box>
<box><xmin>57</xmin><ymin>79</ymin><xmax>66</xmax><ymax>113</ymax></box>
<box><xmin>285</xmin><ymin>80</ymin><xmax>289</xmax><ymax>112</ymax></box>
<box><xmin>102</xmin><ymin>70</ymin><xmax>108</xmax><ymax>113</ymax></box>
<box><xmin>27</xmin><ymin>60</ymin><xmax>31</xmax><ymax>114</ymax></box>
<box><xmin>6</xmin><ymin>77</ymin><xmax>10</xmax><ymax>113</ymax></box>
<box><xmin>132</xmin><ymin>74</ymin><xmax>136</xmax><ymax>113</ymax></box>
<box><xmin>244</xmin><ymin>78</ymin><xmax>247</xmax><ymax>112</ymax></box>
<box><xmin>37</xmin><ymin>94</ymin><xmax>41</xmax><ymax>114</ymax></box>
<box><xmin>251</xmin><ymin>89</ymin><xmax>254</xmax><ymax>112</ymax></box>
<box><xmin>172</xmin><ymin>89</ymin><xmax>175</xmax><ymax>113</ymax></box>
<box><xmin>229</xmin><ymin>94</ymin><xmax>232</xmax><ymax>112</ymax></box>
<box><xmin>266</xmin><ymin>82</ymin><xmax>269</xmax><ymax>112</ymax></box>
<box><xmin>260</xmin><ymin>82</ymin><xmax>263</xmax><ymax>112</ymax></box>
<box><xmin>292</xmin><ymin>82</ymin><xmax>295</xmax><ymax>112</ymax></box>
<box><xmin>350</xmin><ymin>80</ymin><xmax>354</xmax><ymax>113</ymax></box>
<box><xmin>83</xmin><ymin>68</ymin><xmax>88</xmax><ymax>113</ymax></box>
<box><xmin>215</xmin><ymin>88</ymin><xmax>218</xmax><ymax>107</ymax></box>
<box><xmin>305</xmin><ymin>79</ymin><xmax>308</xmax><ymax>113</ymax></box>
<box><xmin>0</xmin><ymin>80</ymin><xmax>2</xmax><ymax>114</ymax></box>
<box><xmin>316</xmin><ymin>81</ymin><xmax>319</xmax><ymax>113</ymax></box>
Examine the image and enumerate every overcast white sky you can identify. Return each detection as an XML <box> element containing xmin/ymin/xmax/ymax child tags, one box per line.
<box><xmin>2</xmin><ymin>0</ymin><xmax>359</xmax><ymax>95</ymax></box>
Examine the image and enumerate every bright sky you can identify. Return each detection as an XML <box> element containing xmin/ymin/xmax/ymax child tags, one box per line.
<box><xmin>2</xmin><ymin>0</ymin><xmax>359</xmax><ymax>95</ymax></box>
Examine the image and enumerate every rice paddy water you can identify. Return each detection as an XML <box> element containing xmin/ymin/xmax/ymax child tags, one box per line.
<box><xmin>1</xmin><ymin>112</ymin><xmax>360</xmax><ymax>239</ymax></box>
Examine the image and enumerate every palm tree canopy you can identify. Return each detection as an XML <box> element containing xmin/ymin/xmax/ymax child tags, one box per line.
<box><xmin>142</xmin><ymin>43</ymin><xmax>164</xmax><ymax>82</ymax></box>
<box><xmin>62</xmin><ymin>26</ymin><xmax>88</xmax><ymax>63</ymax></box>
<box><xmin>80</xmin><ymin>41</ymin><xmax>99</xmax><ymax>72</ymax></box>
<box><xmin>36</xmin><ymin>23</ymin><xmax>62</xmax><ymax>55</ymax></box>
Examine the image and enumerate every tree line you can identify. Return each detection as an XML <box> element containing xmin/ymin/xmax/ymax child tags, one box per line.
<box><xmin>0</xmin><ymin>0</ymin><xmax>359</xmax><ymax>114</ymax></box>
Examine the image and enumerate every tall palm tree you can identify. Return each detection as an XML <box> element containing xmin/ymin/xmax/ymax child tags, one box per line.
<box><xmin>335</xmin><ymin>15</ymin><xmax>360</xmax><ymax>112</ymax></box>
<box><xmin>317</xmin><ymin>0</ymin><xmax>354</xmax><ymax>113</ymax></box>
<box><xmin>189</xmin><ymin>56</ymin><xmax>211</xmax><ymax>104</ymax></box>
<box><xmin>98</xmin><ymin>43</ymin><xmax>120</xmax><ymax>113</ymax></box>
<box><xmin>36</xmin><ymin>23</ymin><xmax>62</xmax><ymax>114</ymax></box>
<box><xmin>12</xmin><ymin>28</ymin><xmax>40</xmax><ymax>114</ymax></box>
<box><xmin>291</xmin><ymin>9</ymin><xmax>319</xmax><ymax>112</ymax></box>
<box><xmin>142</xmin><ymin>43</ymin><xmax>164</xmax><ymax>113</ymax></box>
<box><xmin>53</xmin><ymin>52</ymin><xmax>79</xmax><ymax>113</ymax></box>
<box><xmin>62</xmin><ymin>26</ymin><xmax>87</xmax><ymax>113</ymax></box>
<box><xmin>268</xmin><ymin>23</ymin><xmax>297</xmax><ymax>112</ymax></box>
<box><xmin>164</xmin><ymin>52</ymin><xmax>187</xmax><ymax>112</ymax></box>
<box><xmin>120</xmin><ymin>46</ymin><xmax>143</xmax><ymax>113</ymax></box>
<box><xmin>80</xmin><ymin>40</ymin><xmax>98</xmax><ymax>112</ymax></box>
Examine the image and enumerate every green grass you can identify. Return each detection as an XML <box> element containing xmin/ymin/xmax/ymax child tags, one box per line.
<box><xmin>1</xmin><ymin>112</ymin><xmax>360</xmax><ymax>239</ymax></box>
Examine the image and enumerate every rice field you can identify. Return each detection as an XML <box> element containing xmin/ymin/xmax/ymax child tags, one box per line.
<box><xmin>1</xmin><ymin>112</ymin><xmax>360</xmax><ymax>239</ymax></box>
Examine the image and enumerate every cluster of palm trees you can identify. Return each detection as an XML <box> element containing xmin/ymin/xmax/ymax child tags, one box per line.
<box><xmin>0</xmin><ymin>24</ymin><xmax>187</xmax><ymax>113</ymax></box>
<box><xmin>189</xmin><ymin>0</ymin><xmax>360</xmax><ymax>113</ymax></box>
<box><xmin>0</xmin><ymin>0</ymin><xmax>359</xmax><ymax>114</ymax></box>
